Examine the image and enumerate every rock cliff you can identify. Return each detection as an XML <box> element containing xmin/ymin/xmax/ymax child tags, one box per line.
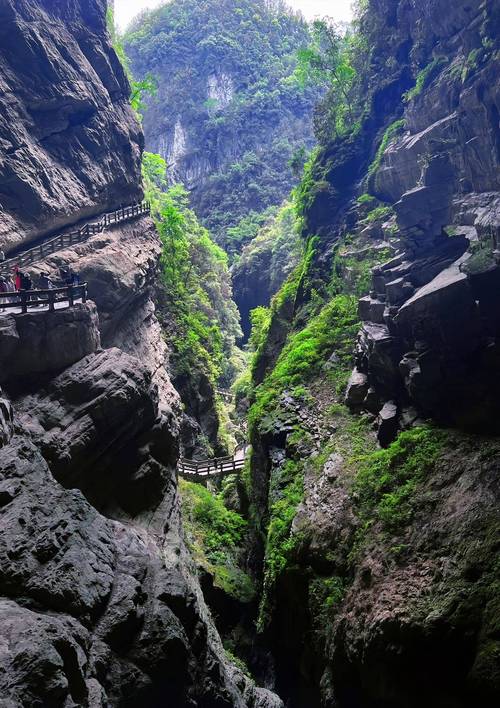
<box><xmin>124</xmin><ymin>0</ymin><xmax>321</xmax><ymax>247</ymax></box>
<box><xmin>245</xmin><ymin>0</ymin><xmax>500</xmax><ymax>705</ymax></box>
<box><xmin>0</xmin><ymin>1</ymin><xmax>282</xmax><ymax>705</ymax></box>
<box><xmin>0</xmin><ymin>0</ymin><xmax>142</xmax><ymax>252</ymax></box>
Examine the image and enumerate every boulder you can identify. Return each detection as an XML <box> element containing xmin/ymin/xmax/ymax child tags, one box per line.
<box><xmin>377</xmin><ymin>400</ymin><xmax>399</xmax><ymax>447</ymax></box>
<box><xmin>396</xmin><ymin>262</ymin><xmax>480</xmax><ymax>356</ymax></box>
<box><xmin>345</xmin><ymin>369</ymin><xmax>369</xmax><ymax>409</ymax></box>
<box><xmin>15</xmin><ymin>347</ymin><xmax>177</xmax><ymax>514</ymax></box>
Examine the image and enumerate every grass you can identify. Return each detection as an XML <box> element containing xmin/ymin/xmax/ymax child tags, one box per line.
<box><xmin>353</xmin><ymin>426</ymin><xmax>447</xmax><ymax>533</ymax></box>
<box><xmin>364</xmin><ymin>205</ymin><xmax>394</xmax><ymax>222</ymax></box>
<box><xmin>257</xmin><ymin>459</ymin><xmax>304</xmax><ymax>630</ymax></box>
<box><xmin>249</xmin><ymin>294</ymin><xmax>359</xmax><ymax>432</ymax></box>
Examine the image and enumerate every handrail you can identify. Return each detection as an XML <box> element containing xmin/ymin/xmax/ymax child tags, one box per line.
<box><xmin>215</xmin><ymin>388</ymin><xmax>234</xmax><ymax>403</ymax></box>
<box><xmin>0</xmin><ymin>201</ymin><xmax>151</xmax><ymax>277</ymax></box>
<box><xmin>178</xmin><ymin>445</ymin><xmax>249</xmax><ymax>482</ymax></box>
<box><xmin>0</xmin><ymin>283</ymin><xmax>88</xmax><ymax>314</ymax></box>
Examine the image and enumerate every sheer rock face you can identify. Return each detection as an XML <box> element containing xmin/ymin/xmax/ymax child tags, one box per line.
<box><xmin>0</xmin><ymin>0</ymin><xmax>143</xmax><ymax>253</ymax></box>
<box><xmin>0</xmin><ymin>434</ymin><xmax>282</xmax><ymax>707</ymax></box>
<box><xmin>0</xmin><ymin>1</ymin><xmax>283</xmax><ymax>705</ymax></box>
<box><xmin>248</xmin><ymin>1</ymin><xmax>500</xmax><ymax>706</ymax></box>
<box><xmin>347</xmin><ymin>0</ymin><xmax>500</xmax><ymax>436</ymax></box>
<box><xmin>0</xmin><ymin>303</ymin><xmax>101</xmax><ymax>385</ymax></box>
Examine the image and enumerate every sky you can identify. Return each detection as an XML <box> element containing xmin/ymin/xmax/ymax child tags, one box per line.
<box><xmin>113</xmin><ymin>0</ymin><xmax>354</xmax><ymax>31</ymax></box>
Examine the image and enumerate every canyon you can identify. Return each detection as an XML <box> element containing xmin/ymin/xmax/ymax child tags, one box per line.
<box><xmin>0</xmin><ymin>0</ymin><xmax>499</xmax><ymax>707</ymax></box>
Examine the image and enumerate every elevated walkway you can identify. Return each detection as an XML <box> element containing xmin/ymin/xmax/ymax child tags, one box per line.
<box><xmin>178</xmin><ymin>445</ymin><xmax>250</xmax><ymax>482</ymax></box>
<box><xmin>0</xmin><ymin>202</ymin><xmax>150</xmax><ymax>277</ymax></box>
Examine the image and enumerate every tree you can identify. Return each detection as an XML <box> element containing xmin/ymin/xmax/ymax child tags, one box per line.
<box><xmin>293</xmin><ymin>19</ymin><xmax>356</xmax><ymax>137</ymax></box>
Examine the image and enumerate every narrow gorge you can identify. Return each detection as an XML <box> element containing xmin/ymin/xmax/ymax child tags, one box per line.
<box><xmin>0</xmin><ymin>1</ymin><xmax>498</xmax><ymax>707</ymax></box>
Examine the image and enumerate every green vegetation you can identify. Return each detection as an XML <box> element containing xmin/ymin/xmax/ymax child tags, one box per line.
<box><xmin>180</xmin><ymin>479</ymin><xmax>254</xmax><ymax>602</ymax></box>
<box><xmin>106</xmin><ymin>7</ymin><xmax>157</xmax><ymax>116</ymax></box>
<box><xmin>461</xmin><ymin>242</ymin><xmax>497</xmax><ymax>275</ymax></box>
<box><xmin>143</xmin><ymin>151</ymin><xmax>242</xmax><ymax>396</ymax></box>
<box><xmin>249</xmin><ymin>294</ymin><xmax>359</xmax><ymax>432</ymax></box>
<box><xmin>125</xmin><ymin>0</ymin><xmax>322</xmax><ymax>245</ymax></box>
<box><xmin>257</xmin><ymin>459</ymin><xmax>304</xmax><ymax>630</ymax></box>
<box><xmin>224</xmin><ymin>648</ymin><xmax>253</xmax><ymax>678</ymax></box>
<box><xmin>292</xmin><ymin>19</ymin><xmax>357</xmax><ymax>138</ymax></box>
<box><xmin>309</xmin><ymin>575</ymin><xmax>346</xmax><ymax>633</ymax></box>
<box><xmin>364</xmin><ymin>204</ymin><xmax>394</xmax><ymax>222</ymax></box>
<box><xmin>367</xmin><ymin>119</ymin><xmax>406</xmax><ymax>177</ymax></box>
<box><xmin>403</xmin><ymin>57</ymin><xmax>447</xmax><ymax>102</ymax></box>
<box><xmin>353</xmin><ymin>427</ymin><xmax>447</xmax><ymax>533</ymax></box>
<box><xmin>357</xmin><ymin>193</ymin><xmax>375</xmax><ymax>205</ymax></box>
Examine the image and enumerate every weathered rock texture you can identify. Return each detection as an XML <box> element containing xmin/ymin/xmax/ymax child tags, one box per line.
<box><xmin>0</xmin><ymin>0</ymin><xmax>143</xmax><ymax>253</ymax></box>
<box><xmin>0</xmin><ymin>303</ymin><xmax>100</xmax><ymax>385</ymax></box>
<box><xmin>345</xmin><ymin>0</ymin><xmax>500</xmax><ymax>439</ymax></box>
<box><xmin>247</xmin><ymin>0</ymin><xmax>500</xmax><ymax>706</ymax></box>
<box><xmin>0</xmin><ymin>0</ymin><xmax>282</xmax><ymax>705</ymax></box>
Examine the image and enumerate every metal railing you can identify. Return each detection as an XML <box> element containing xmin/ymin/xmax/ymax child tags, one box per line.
<box><xmin>0</xmin><ymin>283</ymin><xmax>88</xmax><ymax>314</ymax></box>
<box><xmin>0</xmin><ymin>201</ymin><xmax>151</xmax><ymax>277</ymax></box>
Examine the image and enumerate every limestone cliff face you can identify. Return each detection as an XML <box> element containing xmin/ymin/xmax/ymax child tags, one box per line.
<box><xmin>247</xmin><ymin>1</ymin><xmax>500</xmax><ymax>706</ymax></box>
<box><xmin>0</xmin><ymin>0</ymin><xmax>143</xmax><ymax>252</ymax></box>
<box><xmin>0</xmin><ymin>1</ymin><xmax>282</xmax><ymax>705</ymax></box>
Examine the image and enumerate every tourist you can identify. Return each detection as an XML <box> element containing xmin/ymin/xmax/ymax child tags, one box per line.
<box><xmin>59</xmin><ymin>266</ymin><xmax>70</xmax><ymax>285</ymax></box>
<box><xmin>0</xmin><ymin>250</ymin><xmax>5</xmax><ymax>262</ymax></box>
<box><xmin>39</xmin><ymin>272</ymin><xmax>53</xmax><ymax>290</ymax></box>
<box><xmin>14</xmin><ymin>266</ymin><xmax>21</xmax><ymax>291</ymax></box>
<box><xmin>0</xmin><ymin>277</ymin><xmax>8</xmax><ymax>311</ymax></box>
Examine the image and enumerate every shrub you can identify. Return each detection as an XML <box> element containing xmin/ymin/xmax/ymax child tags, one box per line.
<box><xmin>367</xmin><ymin>119</ymin><xmax>406</xmax><ymax>177</ymax></box>
<box><xmin>403</xmin><ymin>57</ymin><xmax>448</xmax><ymax>102</ymax></box>
<box><xmin>353</xmin><ymin>426</ymin><xmax>447</xmax><ymax>533</ymax></box>
<box><xmin>180</xmin><ymin>480</ymin><xmax>255</xmax><ymax>602</ymax></box>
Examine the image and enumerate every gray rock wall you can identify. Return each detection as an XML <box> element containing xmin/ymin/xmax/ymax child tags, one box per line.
<box><xmin>0</xmin><ymin>0</ymin><xmax>143</xmax><ymax>253</ymax></box>
<box><xmin>0</xmin><ymin>1</ymin><xmax>283</xmax><ymax>704</ymax></box>
<box><xmin>0</xmin><ymin>302</ymin><xmax>100</xmax><ymax>385</ymax></box>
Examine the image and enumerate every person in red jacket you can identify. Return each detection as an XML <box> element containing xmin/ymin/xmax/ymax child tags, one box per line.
<box><xmin>14</xmin><ymin>265</ymin><xmax>21</xmax><ymax>291</ymax></box>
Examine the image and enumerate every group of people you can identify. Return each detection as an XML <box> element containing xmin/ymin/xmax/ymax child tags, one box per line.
<box><xmin>0</xmin><ymin>265</ymin><xmax>81</xmax><ymax>311</ymax></box>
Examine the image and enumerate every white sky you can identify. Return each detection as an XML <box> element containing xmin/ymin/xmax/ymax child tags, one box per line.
<box><xmin>114</xmin><ymin>0</ymin><xmax>354</xmax><ymax>31</ymax></box>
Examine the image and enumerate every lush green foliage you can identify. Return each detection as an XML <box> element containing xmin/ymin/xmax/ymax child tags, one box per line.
<box><xmin>143</xmin><ymin>152</ymin><xmax>241</xmax><ymax>386</ymax></box>
<box><xmin>249</xmin><ymin>294</ymin><xmax>359</xmax><ymax>431</ymax></box>
<box><xmin>257</xmin><ymin>459</ymin><xmax>304</xmax><ymax>630</ymax></box>
<box><xmin>354</xmin><ymin>427</ymin><xmax>446</xmax><ymax>532</ymax></box>
<box><xmin>309</xmin><ymin>575</ymin><xmax>346</xmax><ymax>633</ymax></box>
<box><xmin>125</xmin><ymin>0</ymin><xmax>322</xmax><ymax>245</ymax></box>
<box><xmin>403</xmin><ymin>57</ymin><xmax>448</xmax><ymax>102</ymax></box>
<box><xmin>292</xmin><ymin>19</ymin><xmax>357</xmax><ymax>139</ymax></box>
<box><xmin>367</xmin><ymin>119</ymin><xmax>406</xmax><ymax>177</ymax></box>
<box><xmin>106</xmin><ymin>7</ymin><xmax>157</xmax><ymax>116</ymax></box>
<box><xmin>180</xmin><ymin>479</ymin><xmax>254</xmax><ymax>601</ymax></box>
<box><xmin>364</xmin><ymin>204</ymin><xmax>394</xmax><ymax>222</ymax></box>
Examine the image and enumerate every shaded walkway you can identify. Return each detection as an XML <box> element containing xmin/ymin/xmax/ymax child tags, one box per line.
<box><xmin>0</xmin><ymin>202</ymin><xmax>150</xmax><ymax>277</ymax></box>
<box><xmin>1</xmin><ymin>283</ymin><xmax>88</xmax><ymax>315</ymax></box>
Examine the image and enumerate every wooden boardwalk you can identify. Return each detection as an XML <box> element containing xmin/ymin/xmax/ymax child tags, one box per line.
<box><xmin>178</xmin><ymin>446</ymin><xmax>249</xmax><ymax>482</ymax></box>
<box><xmin>0</xmin><ymin>283</ymin><xmax>88</xmax><ymax>314</ymax></box>
<box><xmin>0</xmin><ymin>202</ymin><xmax>150</xmax><ymax>278</ymax></box>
